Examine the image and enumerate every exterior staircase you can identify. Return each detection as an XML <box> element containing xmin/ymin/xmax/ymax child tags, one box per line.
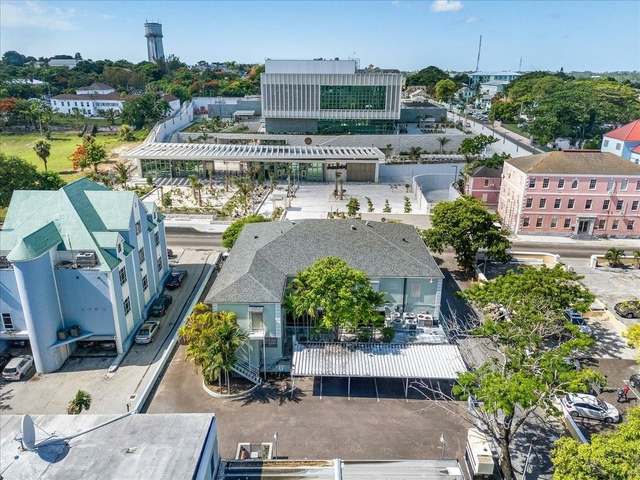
<box><xmin>231</xmin><ymin>359</ymin><xmax>262</xmax><ymax>386</ymax></box>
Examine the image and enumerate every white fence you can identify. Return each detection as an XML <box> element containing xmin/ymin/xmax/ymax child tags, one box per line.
<box><xmin>145</xmin><ymin>100</ymin><xmax>194</xmax><ymax>144</ymax></box>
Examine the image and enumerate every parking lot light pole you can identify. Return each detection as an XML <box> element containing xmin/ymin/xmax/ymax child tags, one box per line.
<box><xmin>274</xmin><ymin>431</ymin><xmax>278</xmax><ymax>460</ymax></box>
<box><xmin>440</xmin><ymin>433</ymin><xmax>445</xmax><ymax>459</ymax></box>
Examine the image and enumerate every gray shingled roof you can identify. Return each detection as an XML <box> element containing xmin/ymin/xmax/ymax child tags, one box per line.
<box><xmin>507</xmin><ymin>151</ymin><xmax>640</xmax><ymax>175</ymax></box>
<box><xmin>206</xmin><ymin>219</ymin><xmax>442</xmax><ymax>304</ymax></box>
<box><xmin>471</xmin><ymin>166</ymin><xmax>503</xmax><ymax>178</ymax></box>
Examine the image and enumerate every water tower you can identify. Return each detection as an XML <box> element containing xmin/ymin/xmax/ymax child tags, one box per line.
<box><xmin>144</xmin><ymin>21</ymin><xmax>165</xmax><ymax>63</ymax></box>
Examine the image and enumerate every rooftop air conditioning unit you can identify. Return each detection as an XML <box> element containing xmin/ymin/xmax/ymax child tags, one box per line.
<box><xmin>75</xmin><ymin>251</ymin><xmax>97</xmax><ymax>268</ymax></box>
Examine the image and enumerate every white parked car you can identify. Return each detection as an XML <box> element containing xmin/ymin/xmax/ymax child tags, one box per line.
<box><xmin>562</xmin><ymin>393</ymin><xmax>619</xmax><ymax>423</ymax></box>
<box><xmin>2</xmin><ymin>355</ymin><xmax>34</xmax><ymax>381</ymax></box>
<box><xmin>135</xmin><ymin>321</ymin><xmax>160</xmax><ymax>344</ymax></box>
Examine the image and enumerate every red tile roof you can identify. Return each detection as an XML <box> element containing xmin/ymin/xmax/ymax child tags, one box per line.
<box><xmin>632</xmin><ymin>144</ymin><xmax>640</xmax><ymax>154</ymax></box>
<box><xmin>604</xmin><ymin>120</ymin><xmax>640</xmax><ymax>142</ymax></box>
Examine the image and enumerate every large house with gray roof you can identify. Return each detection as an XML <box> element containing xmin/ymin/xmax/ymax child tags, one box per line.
<box><xmin>205</xmin><ymin>219</ymin><xmax>443</xmax><ymax>377</ymax></box>
<box><xmin>0</xmin><ymin>179</ymin><xmax>169</xmax><ymax>373</ymax></box>
<box><xmin>498</xmin><ymin>151</ymin><xmax>640</xmax><ymax>237</ymax></box>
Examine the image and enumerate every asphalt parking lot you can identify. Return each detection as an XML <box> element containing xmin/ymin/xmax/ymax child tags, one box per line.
<box><xmin>147</xmin><ymin>343</ymin><xmax>470</xmax><ymax>462</ymax></box>
<box><xmin>0</xmin><ymin>249</ymin><xmax>215</xmax><ymax>415</ymax></box>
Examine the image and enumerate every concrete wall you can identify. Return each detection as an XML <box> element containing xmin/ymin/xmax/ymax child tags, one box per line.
<box><xmin>0</xmin><ymin>270</ymin><xmax>24</xmax><ymax>332</ymax></box>
<box><xmin>207</xmin><ymin>99</ymin><xmax>261</xmax><ymax>117</ymax></box>
<box><xmin>147</xmin><ymin>100</ymin><xmax>193</xmax><ymax>143</ymax></box>
<box><xmin>380</xmin><ymin>162</ymin><xmax>466</xmax><ymax>184</ymax></box>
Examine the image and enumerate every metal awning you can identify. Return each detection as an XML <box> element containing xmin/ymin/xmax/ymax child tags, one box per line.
<box><xmin>122</xmin><ymin>143</ymin><xmax>385</xmax><ymax>162</ymax></box>
<box><xmin>291</xmin><ymin>342</ymin><xmax>466</xmax><ymax>379</ymax></box>
<box><xmin>233</xmin><ymin>110</ymin><xmax>255</xmax><ymax>116</ymax></box>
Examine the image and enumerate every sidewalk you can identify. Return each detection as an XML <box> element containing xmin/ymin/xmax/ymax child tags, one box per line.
<box><xmin>512</xmin><ymin>233</ymin><xmax>640</xmax><ymax>247</ymax></box>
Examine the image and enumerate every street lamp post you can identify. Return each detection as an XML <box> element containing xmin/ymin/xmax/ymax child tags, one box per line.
<box><xmin>273</xmin><ymin>431</ymin><xmax>279</xmax><ymax>460</ymax></box>
<box><xmin>440</xmin><ymin>433</ymin><xmax>446</xmax><ymax>459</ymax></box>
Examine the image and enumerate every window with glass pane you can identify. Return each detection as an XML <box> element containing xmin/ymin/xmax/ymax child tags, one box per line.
<box><xmin>154</xmin><ymin>231</ymin><xmax>159</xmax><ymax>246</ymax></box>
<box><xmin>542</xmin><ymin>178</ymin><xmax>549</xmax><ymax>188</ymax></box>
<box><xmin>585</xmin><ymin>199</ymin><xmax>592</xmax><ymax>210</ymax></box>
<box><xmin>603</xmin><ymin>199</ymin><xmax>610</xmax><ymax>210</ymax></box>
<box><xmin>554</xmin><ymin>199</ymin><xmax>561</xmax><ymax>209</ymax></box>
<box><xmin>621</xmin><ymin>179</ymin><xmax>628</xmax><ymax>190</ymax></box>
<box><xmin>607</xmin><ymin>179</ymin><xmax>614</xmax><ymax>190</ymax></box>
<box><xmin>557</xmin><ymin>179</ymin><xmax>565</xmax><ymax>188</ymax></box>
<box><xmin>536</xmin><ymin>218</ymin><xmax>543</xmax><ymax>227</ymax></box>
<box><xmin>550</xmin><ymin>218</ymin><xmax>557</xmax><ymax>228</ymax></box>
<box><xmin>139</xmin><ymin>248</ymin><xmax>145</xmax><ymax>264</ymax></box>
<box><xmin>528</xmin><ymin>178</ymin><xmax>536</xmax><ymax>188</ymax></box>
<box><xmin>251</xmin><ymin>311</ymin><xmax>263</xmax><ymax>330</ymax></box>
<box><xmin>564</xmin><ymin>219</ymin><xmax>571</xmax><ymax>228</ymax></box>
<box><xmin>589</xmin><ymin>179</ymin><xmax>597</xmax><ymax>189</ymax></box>
<box><xmin>616</xmin><ymin>200</ymin><xmax>623</xmax><ymax>210</ymax></box>
<box><xmin>627</xmin><ymin>220</ymin><xmax>635</xmax><ymax>230</ymax></box>
<box><xmin>123</xmin><ymin>297</ymin><xmax>131</xmax><ymax>315</ymax></box>
<box><xmin>142</xmin><ymin>274</ymin><xmax>148</xmax><ymax>291</ymax></box>
<box><xmin>525</xmin><ymin>198</ymin><xmax>533</xmax><ymax>208</ymax></box>
<box><xmin>320</xmin><ymin>85</ymin><xmax>386</xmax><ymax>110</ymax></box>
<box><xmin>632</xmin><ymin>200</ymin><xmax>638</xmax><ymax>211</ymax></box>
<box><xmin>119</xmin><ymin>267</ymin><xmax>127</xmax><ymax>286</ymax></box>
<box><xmin>598</xmin><ymin>219</ymin><xmax>606</xmax><ymax>229</ymax></box>
<box><xmin>135</xmin><ymin>221</ymin><xmax>141</xmax><ymax>235</ymax></box>
<box><xmin>571</xmin><ymin>179</ymin><xmax>579</xmax><ymax>189</ymax></box>
<box><xmin>568</xmin><ymin>199</ymin><xmax>575</xmax><ymax>209</ymax></box>
<box><xmin>2</xmin><ymin>313</ymin><xmax>13</xmax><ymax>329</ymax></box>
<box><xmin>523</xmin><ymin>218</ymin><xmax>530</xmax><ymax>227</ymax></box>
<box><xmin>612</xmin><ymin>220</ymin><xmax>619</xmax><ymax>230</ymax></box>
<box><xmin>539</xmin><ymin>198</ymin><xmax>546</xmax><ymax>208</ymax></box>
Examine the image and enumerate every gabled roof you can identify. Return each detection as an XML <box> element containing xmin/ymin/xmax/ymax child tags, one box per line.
<box><xmin>506</xmin><ymin>151</ymin><xmax>640</xmax><ymax>176</ymax></box>
<box><xmin>471</xmin><ymin>166</ymin><xmax>503</xmax><ymax>178</ymax></box>
<box><xmin>206</xmin><ymin>219</ymin><xmax>442</xmax><ymax>305</ymax></box>
<box><xmin>0</xmin><ymin>179</ymin><xmax>145</xmax><ymax>271</ymax></box>
<box><xmin>604</xmin><ymin>120</ymin><xmax>640</xmax><ymax>142</ymax></box>
<box><xmin>77</xmin><ymin>82</ymin><xmax>114</xmax><ymax>91</ymax></box>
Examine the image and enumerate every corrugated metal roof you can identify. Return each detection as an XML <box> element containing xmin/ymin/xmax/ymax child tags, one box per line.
<box><xmin>292</xmin><ymin>342</ymin><xmax>466</xmax><ymax>379</ymax></box>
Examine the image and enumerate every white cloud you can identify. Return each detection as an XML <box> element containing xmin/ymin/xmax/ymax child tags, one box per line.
<box><xmin>391</xmin><ymin>1</ymin><xmax>400</xmax><ymax>5</ymax></box>
<box><xmin>0</xmin><ymin>1</ymin><xmax>76</xmax><ymax>31</ymax></box>
<box><xmin>430</xmin><ymin>0</ymin><xmax>463</xmax><ymax>12</ymax></box>
<box><xmin>465</xmin><ymin>16</ymin><xmax>478</xmax><ymax>24</ymax></box>
<box><xmin>102</xmin><ymin>14</ymin><xmax>115</xmax><ymax>20</ymax></box>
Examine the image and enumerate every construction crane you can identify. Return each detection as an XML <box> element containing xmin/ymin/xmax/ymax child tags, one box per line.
<box><xmin>475</xmin><ymin>35</ymin><xmax>482</xmax><ymax>72</ymax></box>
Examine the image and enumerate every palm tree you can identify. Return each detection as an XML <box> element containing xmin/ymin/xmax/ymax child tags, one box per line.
<box><xmin>188</xmin><ymin>174</ymin><xmax>204</xmax><ymax>206</ymax></box>
<box><xmin>437</xmin><ymin>136</ymin><xmax>451</xmax><ymax>154</ymax></box>
<box><xmin>408</xmin><ymin>146</ymin><xmax>423</xmax><ymax>162</ymax></box>
<box><xmin>179</xmin><ymin>304</ymin><xmax>248</xmax><ymax>393</ymax></box>
<box><xmin>67</xmin><ymin>390</ymin><xmax>92</xmax><ymax>414</ymax></box>
<box><xmin>604</xmin><ymin>247</ymin><xmax>625</xmax><ymax>267</ymax></box>
<box><xmin>114</xmin><ymin>162</ymin><xmax>131</xmax><ymax>187</ymax></box>
<box><xmin>33</xmin><ymin>139</ymin><xmax>51</xmax><ymax>171</ymax></box>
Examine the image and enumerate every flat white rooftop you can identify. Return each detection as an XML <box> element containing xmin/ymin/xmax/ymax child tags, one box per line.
<box><xmin>123</xmin><ymin>143</ymin><xmax>385</xmax><ymax>162</ymax></box>
<box><xmin>0</xmin><ymin>413</ymin><xmax>216</xmax><ymax>480</ymax></box>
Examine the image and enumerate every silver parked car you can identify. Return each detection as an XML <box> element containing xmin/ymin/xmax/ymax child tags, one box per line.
<box><xmin>135</xmin><ymin>321</ymin><xmax>160</xmax><ymax>344</ymax></box>
<box><xmin>2</xmin><ymin>355</ymin><xmax>34</xmax><ymax>381</ymax></box>
<box><xmin>562</xmin><ymin>393</ymin><xmax>619</xmax><ymax>423</ymax></box>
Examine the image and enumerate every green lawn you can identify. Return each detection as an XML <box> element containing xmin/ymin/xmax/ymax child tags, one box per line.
<box><xmin>0</xmin><ymin>130</ymin><xmax>146</xmax><ymax>181</ymax></box>
<box><xmin>501</xmin><ymin>123</ymin><xmax>528</xmax><ymax>137</ymax></box>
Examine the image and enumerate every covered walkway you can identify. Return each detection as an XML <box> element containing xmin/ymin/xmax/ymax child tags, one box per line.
<box><xmin>291</xmin><ymin>341</ymin><xmax>467</xmax><ymax>401</ymax></box>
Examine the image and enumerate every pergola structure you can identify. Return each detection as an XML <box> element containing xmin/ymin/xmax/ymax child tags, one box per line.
<box><xmin>291</xmin><ymin>341</ymin><xmax>467</xmax><ymax>401</ymax></box>
<box><xmin>122</xmin><ymin>143</ymin><xmax>384</xmax><ymax>182</ymax></box>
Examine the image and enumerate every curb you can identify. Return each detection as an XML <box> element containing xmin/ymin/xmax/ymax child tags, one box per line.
<box><xmin>202</xmin><ymin>378</ymin><xmax>261</xmax><ymax>399</ymax></box>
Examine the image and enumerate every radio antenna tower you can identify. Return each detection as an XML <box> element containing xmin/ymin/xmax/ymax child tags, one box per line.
<box><xmin>475</xmin><ymin>35</ymin><xmax>482</xmax><ymax>72</ymax></box>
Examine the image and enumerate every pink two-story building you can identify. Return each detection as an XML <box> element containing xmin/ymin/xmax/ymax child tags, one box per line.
<box><xmin>464</xmin><ymin>166</ymin><xmax>502</xmax><ymax>206</ymax></box>
<box><xmin>498</xmin><ymin>151</ymin><xmax>640</xmax><ymax>238</ymax></box>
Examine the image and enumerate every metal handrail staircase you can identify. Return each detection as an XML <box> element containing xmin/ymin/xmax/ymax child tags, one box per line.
<box><xmin>232</xmin><ymin>342</ymin><xmax>262</xmax><ymax>386</ymax></box>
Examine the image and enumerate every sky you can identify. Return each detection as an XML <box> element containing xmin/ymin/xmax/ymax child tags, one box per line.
<box><xmin>1</xmin><ymin>0</ymin><xmax>639</xmax><ymax>73</ymax></box>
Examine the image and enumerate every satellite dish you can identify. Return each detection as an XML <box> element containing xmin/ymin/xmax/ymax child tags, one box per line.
<box><xmin>21</xmin><ymin>414</ymin><xmax>36</xmax><ymax>451</ymax></box>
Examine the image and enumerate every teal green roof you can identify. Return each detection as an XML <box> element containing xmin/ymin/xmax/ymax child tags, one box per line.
<box><xmin>8</xmin><ymin>222</ymin><xmax>63</xmax><ymax>262</ymax></box>
<box><xmin>1</xmin><ymin>178</ymin><xmax>148</xmax><ymax>272</ymax></box>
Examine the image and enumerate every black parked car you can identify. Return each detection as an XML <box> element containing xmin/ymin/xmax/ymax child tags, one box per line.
<box><xmin>150</xmin><ymin>294</ymin><xmax>173</xmax><ymax>317</ymax></box>
<box><xmin>166</xmin><ymin>270</ymin><xmax>187</xmax><ymax>289</ymax></box>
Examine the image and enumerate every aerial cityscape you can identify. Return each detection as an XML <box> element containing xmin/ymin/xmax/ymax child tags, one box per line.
<box><xmin>0</xmin><ymin>1</ymin><xmax>639</xmax><ymax>479</ymax></box>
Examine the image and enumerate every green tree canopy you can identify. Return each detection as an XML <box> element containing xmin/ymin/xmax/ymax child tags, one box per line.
<box><xmin>0</xmin><ymin>152</ymin><xmax>66</xmax><ymax>207</ymax></box>
<box><xmin>552</xmin><ymin>407</ymin><xmax>640</xmax><ymax>480</ymax></box>
<box><xmin>284</xmin><ymin>256</ymin><xmax>386</xmax><ymax>339</ymax></box>
<box><xmin>459</xmin><ymin>134</ymin><xmax>499</xmax><ymax>155</ymax></box>
<box><xmin>221</xmin><ymin>215</ymin><xmax>271</xmax><ymax>249</ymax></box>
<box><xmin>421</xmin><ymin>195</ymin><xmax>511</xmax><ymax>273</ymax></box>
<box><xmin>120</xmin><ymin>92</ymin><xmax>171</xmax><ymax>129</ymax></box>
<box><xmin>434</xmin><ymin>79</ymin><xmax>457</xmax><ymax>102</ymax></box>
<box><xmin>32</xmin><ymin>138</ymin><xmax>51</xmax><ymax>171</ymax></box>
<box><xmin>451</xmin><ymin>265</ymin><xmax>599</xmax><ymax>480</ymax></box>
<box><xmin>405</xmin><ymin>66</ymin><xmax>450</xmax><ymax>93</ymax></box>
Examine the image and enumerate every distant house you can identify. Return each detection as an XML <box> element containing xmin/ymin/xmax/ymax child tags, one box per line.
<box><xmin>51</xmin><ymin>82</ymin><xmax>180</xmax><ymax>118</ymax></box>
<box><xmin>498</xmin><ymin>151</ymin><xmax>640</xmax><ymax>238</ymax></box>
<box><xmin>0</xmin><ymin>179</ymin><xmax>169</xmax><ymax>373</ymax></box>
<box><xmin>464</xmin><ymin>166</ymin><xmax>503</xmax><ymax>206</ymax></box>
<box><xmin>601</xmin><ymin>120</ymin><xmax>640</xmax><ymax>164</ymax></box>
<box><xmin>469</xmin><ymin>71</ymin><xmax>521</xmax><ymax>88</ymax></box>
<box><xmin>48</xmin><ymin>58</ymin><xmax>78</xmax><ymax>69</ymax></box>
<box><xmin>205</xmin><ymin>219</ymin><xmax>444</xmax><ymax>378</ymax></box>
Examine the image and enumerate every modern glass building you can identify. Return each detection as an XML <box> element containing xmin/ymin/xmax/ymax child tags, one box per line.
<box><xmin>261</xmin><ymin>59</ymin><xmax>403</xmax><ymax>134</ymax></box>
